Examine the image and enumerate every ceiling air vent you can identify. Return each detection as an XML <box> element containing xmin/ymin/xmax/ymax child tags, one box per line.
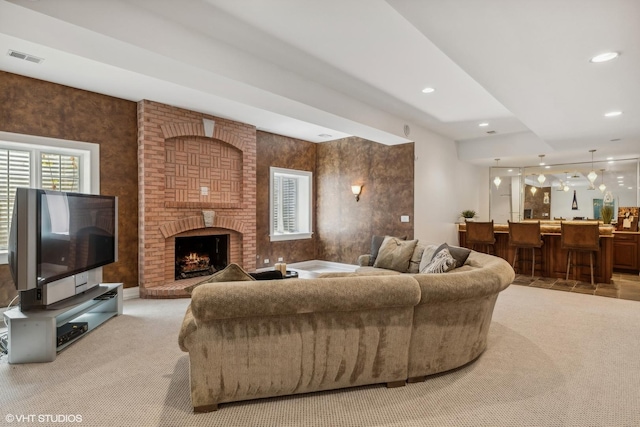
<box><xmin>7</xmin><ymin>50</ymin><xmax>44</xmax><ymax>64</ymax></box>
<box><xmin>486</xmin><ymin>130</ymin><xmax>497</xmax><ymax>134</ymax></box>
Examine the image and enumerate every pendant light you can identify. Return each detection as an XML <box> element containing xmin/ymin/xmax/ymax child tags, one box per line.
<box><xmin>563</xmin><ymin>172</ymin><xmax>570</xmax><ymax>191</ymax></box>
<box><xmin>587</xmin><ymin>149</ymin><xmax>598</xmax><ymax>184</ymax></box>
<box><xmin>493</xmin><ymin>158</ymin><xmax>501</xmax><ymax>188</ymax></box>
<box><xmin>599</xmin><ymin>169</ymin><xmax>606</xmax><ymax>192</ymax></box>
<box><xmin>537</xmin><ymin>154</ymin><xmax>546</xmax><ymax>184</ymax></box>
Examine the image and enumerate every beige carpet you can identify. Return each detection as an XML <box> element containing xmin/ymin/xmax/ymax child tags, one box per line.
<box><xmin>1</xmin><ymin>285</ymin><xmax>640</xmax><ymax>427</ymax></box>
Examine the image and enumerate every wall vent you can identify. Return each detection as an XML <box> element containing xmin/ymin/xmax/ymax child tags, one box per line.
<box><xmin>7</xmin><ymin>50</ymin><xmax>44</xmax><ymax>64</ymax></box>
<box><xmin>486</xmin><ymin>130</ymin><xmax>497</xmax><ymax>134</ymax></box>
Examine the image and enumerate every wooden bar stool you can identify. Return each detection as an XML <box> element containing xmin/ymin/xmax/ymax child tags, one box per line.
<box><xmin>561</xmin><ymin>222</ymin><xmax>600</xmax><ymax>285</ymax></box>
<box><xmin>508</xmin><ymin>220</ymin><xmax>543</xmax><ymax>277</ymax></box>
<box><xmin>465</xmin><ymin>220</ymin><xmax>496</xmax><ymax>254</ymax></box>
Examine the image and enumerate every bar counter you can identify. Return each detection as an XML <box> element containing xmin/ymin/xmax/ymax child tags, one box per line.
<box><xmin>458</xmin><ymin>221</ymin><xmax>614</xmax><ymax>284</ymax></box>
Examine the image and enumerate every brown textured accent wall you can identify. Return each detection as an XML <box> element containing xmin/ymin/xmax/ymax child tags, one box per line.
<box><xmin>0</xmin><ymin>71</ymin><xmax>138</xmax><ymax>306</ymax></box>
<box><xmin>256</xmin><ymin>131</ymin><xmax>317</xmax><ymax>266</ymax></box>
<box><xmin>317</xmin><ymin>138</ymin><xmax>414</xmax><ymax>264</ymax></box>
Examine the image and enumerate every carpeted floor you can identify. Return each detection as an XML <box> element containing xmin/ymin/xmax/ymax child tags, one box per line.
<box><xmin>1</xmin><ymin>285</ymin><xmax>640</xmax><ymax>427</ymax></box>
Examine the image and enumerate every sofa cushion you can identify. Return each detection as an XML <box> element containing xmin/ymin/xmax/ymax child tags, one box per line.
<box><xmin>369</xmin><ymin>234</ymin><xmax>406</xmax><ymax>266</ymax></box>
<box><xmin>418</xmin><ymin>244</ymin><xmax>439</xmax><ymax>272</ymax></box>
<box><xmin>407</xmin><ymin>243</ymin><xmax>426</xmax><ymax>273</ymax></box>
<box><xmin>185</xmin><ymin>263</ymin><xmax>255</xmax><ymax>294</ymax></box>
<box><xmin>421</xmin><ymin>248</ymin><xmax>457</xmax><ymax>274</ymax></box>
<box><xmin>373</xmin><ymin>236</ymin><xmax>418</xmax><ymax>272</ymax></box>
<box><xmin>434</xmin><ymin>243</ymin><xmax>471</xmax><ymax>268</ymax></box>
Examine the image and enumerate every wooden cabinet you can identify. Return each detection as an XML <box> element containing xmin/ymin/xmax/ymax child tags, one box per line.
<box><xmin>613</xmin><ymin>232</ymin><xmax>640</xmax><ymax>272</ymax></box>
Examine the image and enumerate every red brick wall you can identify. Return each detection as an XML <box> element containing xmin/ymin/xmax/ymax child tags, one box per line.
<box><xmin>137</xmin><ymin>100</ymin><xmax>256</xmax><ymax>292</ymax></box>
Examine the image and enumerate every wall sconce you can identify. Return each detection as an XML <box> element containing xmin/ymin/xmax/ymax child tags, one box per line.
<box><xmin>351</xmin><ymin>185</ymin><xmax>362</xmax><ymax>202</ymax></box>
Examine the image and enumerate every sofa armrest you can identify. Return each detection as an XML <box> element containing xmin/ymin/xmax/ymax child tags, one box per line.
<box><xmin>190</xmin><ymin>275</ymin><xmax>421</xmax><ymax>323</ymax></box>
<box><xmin>178</xmin><ymin>304</ymin><xmax>197</xmax><ymax>352</ymax></box>
<box><xmin>411</xmin><ymin>252</ymin><xmax>514</xmax><ymax>304</ymax></box>
<box><xmin>357</xmin><ymin>254</ymin><xmax>371</xmax><ymax>266</ymax></box>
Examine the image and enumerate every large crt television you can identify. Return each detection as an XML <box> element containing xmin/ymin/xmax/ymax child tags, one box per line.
<box><xmin>8</xmin><ymin>188</ymin><xmax>118</xmax><ymax>310</ymax></box>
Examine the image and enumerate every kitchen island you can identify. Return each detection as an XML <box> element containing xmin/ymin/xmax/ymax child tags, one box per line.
<box><xmin>458</xmin><ymin>221</ymin><xmax>614</xmax><ymax>284</ymax></box>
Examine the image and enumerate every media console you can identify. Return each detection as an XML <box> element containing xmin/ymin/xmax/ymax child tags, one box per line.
<box><xmin>3</xmin><ymin>283</ymin><xmax>123</xmax><ymax>364</ymax></box>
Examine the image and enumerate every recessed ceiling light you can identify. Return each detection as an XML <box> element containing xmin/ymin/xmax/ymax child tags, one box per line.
<box><xmin>617</xmin><ymin>176</ymin><xmax>624</xmax><ymax>179</ymax></box>
<box><xmin>590</xmin><ymin>52</ymin><xmax>619</xmax><ymax>63</ymax></box>
<box><xmin>608</xmin><ymin>160</ymin><xmax>614</xmax><ymax>164</ymax></box>
<box><xmin>604</xmin><ymin>111</ymin><xmax>622</xmax><ymax>117</ymax></box>
<box><xmin>478</xmin><ymin>122</ymin><xmax>489</xmax><ymax>127</ymax></box>
<box><xmin>421</xmin><ymin>87</ymin><xmax>435</xmax><ymax>94</ymax></box>
<box><xmin>508</xmin><ymin>169</ymin><xmax>513</xmax><ymax>172</ymax></box>
<box><xmin>545</xmin><ymin>166</ymin><xmax>550</xmax><ymax>169</ymax></box>
<box><xmin>619</xmin><ymin>183</ymin><xmax>625</xmax><ymax>186</ymax></box>
<box><xmin>629</xmin><ymin>187</ymin><xmax>633</xmax><ymax>190</ymax></box>
<box><xmin>607</xmin><ymin>157</ymin><xmax>613</xmax><ymax>160</ymax></box>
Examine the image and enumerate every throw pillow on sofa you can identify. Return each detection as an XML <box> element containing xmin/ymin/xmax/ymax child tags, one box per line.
<box><xmin>369</xmin><ymin>234</ymin><xmax>406</xmax><ymax>266</ymax></box>
<box><xmin>418</xmin><ymin>244</ymin><xmax>439</xmax><ymax>272</ymax></box>
<box><xmin>373</xmin><ymin>236</ymin><xmax>418</xmax><ymax>272</ymax></box>
<box><xmin>421</xmin><ymin>248</ymin><xmax>457</xmax><ymax>274</ymax></box>
<box><xmin>407</xmin><ymin>243</ymin><xmax>426</xmax><ymax>273</ymax></box>
<box><xmin>184</xmin><ymin>263</ymin><xmax>255</xmax><ymax>294</ymax></box>
<box><xmin>433</xmin><ymin>243</ymin><xmax>471</xmax><ymax>268</ymax></box>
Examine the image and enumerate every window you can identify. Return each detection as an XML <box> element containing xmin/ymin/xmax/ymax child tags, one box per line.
<box><xmin>0</xmin><ymin>131</ymin><xmax>99</xmax><ymax>264</ymax></box>
<box><xmin>270</xmin><ymin>167</ymin><xmax>312</xmax><ymax>241</ymax></box>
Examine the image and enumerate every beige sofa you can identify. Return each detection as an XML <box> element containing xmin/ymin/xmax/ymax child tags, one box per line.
<box><xmin>179</xmin><ymin>275</ymin><xmax>422</xmax><ymax>412</ymax></box>
<box><xmin>178</xmin><ymin>251</ymin><xmax>514</xmax><ymax>411</ymax></box>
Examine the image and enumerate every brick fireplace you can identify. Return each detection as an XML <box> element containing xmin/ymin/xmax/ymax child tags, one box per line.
<box><xmin>137</xmin><ymin>100</ymin><xmax>256</xmax><ymax>298</ymax></box>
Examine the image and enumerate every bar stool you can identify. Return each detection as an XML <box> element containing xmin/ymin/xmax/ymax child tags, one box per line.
<box><xmin>465</xmin><ymin>220</ymin><xmax>495</xmax><ymax>254</ymax></box>
<box><xmin>561</xmin><ymin>222</ymin><xmax>600</xmax><ymax>285</ymax></box>
<box><xmin>508</xmin><ymin>221</ymin><xmax>543</xmax><ymax>277</ymax></box>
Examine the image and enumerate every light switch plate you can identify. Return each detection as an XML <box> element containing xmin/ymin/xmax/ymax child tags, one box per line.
<box><xmin>200</xmin><ymin>186</ymin><xmax>209</xmax><ymax>196</ymax></box>
<box><xmin>401</xmin><ymin>215</ymin><xmax>410</xmax><ymax>223</ymax></box>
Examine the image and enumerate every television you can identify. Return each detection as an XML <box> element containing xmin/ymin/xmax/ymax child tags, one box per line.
<box><xmin>8</xmin><ymin>188</ymin><xmax>118</xmax><ymax>310</ymax></box>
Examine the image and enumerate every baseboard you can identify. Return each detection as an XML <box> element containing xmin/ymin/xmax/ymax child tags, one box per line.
<box><xmin>123</xmin><ymin>286</ymin><xmax>140</xmax><ymax>300</ymax></box>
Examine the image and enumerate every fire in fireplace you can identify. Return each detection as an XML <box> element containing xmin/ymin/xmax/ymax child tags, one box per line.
<box><xmin>175</xmin><ymin>235</ymin><xmax>229</xmax><ymax>280</ymax></box>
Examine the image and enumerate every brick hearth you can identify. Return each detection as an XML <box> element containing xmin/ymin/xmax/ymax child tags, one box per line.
<box><xmin>138</xmin><ymin>100</ymin><xmax>256</xmax><ymax>298</ymax></box>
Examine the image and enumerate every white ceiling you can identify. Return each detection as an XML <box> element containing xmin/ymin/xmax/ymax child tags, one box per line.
<box><xmin>1</xmin><ymin>0</ymin><xmax>638</xmax><ymax>168</ymax></box>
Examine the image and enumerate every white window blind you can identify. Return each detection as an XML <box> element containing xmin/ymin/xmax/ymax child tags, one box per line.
<box><xmin>40</xmin><ymin>152</ymin><xmax>80</xmax><ymax>192</ymax></box>
<box><xmin>0</xmin><ymin>149</ymin><xmax>31</xmax><ymax>250</ymax></box>
<box><xmin>273</xmin><ymin>175</ymin><xmax>300</xmax><ymax>233</ymax></box>
<box><xmin>270</xmin><ymin>167</ymin><xmax>312</xmax><ymax>241</ymax></box>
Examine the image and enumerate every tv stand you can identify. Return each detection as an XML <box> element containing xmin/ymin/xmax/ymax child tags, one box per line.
<box><xmin>3</xmin><ymin>283</ymin><xmax>123</xmax><ymax>364</ymax></box>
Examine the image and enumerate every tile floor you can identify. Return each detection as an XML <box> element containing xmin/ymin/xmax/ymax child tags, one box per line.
<box><xmin>512</xmin><ymin>272</ymin><xmax>640</xmax><ymax>301</ymax></box>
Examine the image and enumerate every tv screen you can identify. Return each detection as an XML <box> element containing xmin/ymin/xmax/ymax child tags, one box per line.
<box><xmin>37</xmin><ymin>191</ymin><xmax>117</xmax><ymax>286</ymax></box>
<box><xmin>9</xmin><ymin>188</ymin><xmax>118</xmax><ymax>293</ymax></box>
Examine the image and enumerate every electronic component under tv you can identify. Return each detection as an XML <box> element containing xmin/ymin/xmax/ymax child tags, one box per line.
<box><xmin>8</xmin><ymin>188</ymin><xmax>118</xmax><ymax>310</ymax></box>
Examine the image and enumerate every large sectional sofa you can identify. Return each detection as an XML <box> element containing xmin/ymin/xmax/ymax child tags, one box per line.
<box><xmin>178</xmin><ymin>250</ymin><xmax>515</xmax><ymax>412</ymax></box>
